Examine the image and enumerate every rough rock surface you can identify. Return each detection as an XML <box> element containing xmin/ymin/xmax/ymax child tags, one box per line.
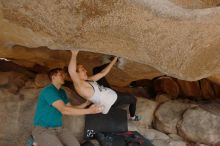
<box><xmin>154</xmin><ymin>100</ymin><xmax>191</xmax><ymax>134</ymax></box>
<box><xmin>130</xmin><ymin>97</ymin><xmax>158</xmax><ymax>128</ymax></box>
<box><xmin>177</xmin><ymin>80</ymin><xmax>201</xmax><ymax>98</ymax></box>
<box><xmin>0</xmin><ymin>86</ymin><xmax>37</xmax><ymax>146</ymax></box>
<box><xmin>155</xmin><ymin>94</ymin><xmax>172</xmax><ymax>103</ymax></box>
<box><xmin>0</xmin><ymin>0</ymin><xmax>220</xmax><ymax>85</ymax></box>
<box><xmin>171</xmin><ymin>0</ymin><xmax>220</xmax><ymax>9</ymax></box>
<box><xmin>152</xmin><ymin>139</ymin><xmax>187</xmax><ymax>146</ymax></box>
<box><xmin>34</xmin><ymin>73</ymin><xmax>50</xmax><ymax>88</ymax></box>
<box><xmin>178</xmin><ymin>107</ymin><xmax>220</xmax><ymax>145</ymax></box>
<box><xmin>154</xmin><ymin>76</ymin><xmax>180</xmax><ymax>98</ymax></box>
<box><xmin>140</xmin><ymin>129</ymin><xmax>170</xmax><ymax>141</ymax></box>
<box><xmin>153</xmin><ymin>76</ymin><xmax>220</xmax><ymax>100</ymax></box>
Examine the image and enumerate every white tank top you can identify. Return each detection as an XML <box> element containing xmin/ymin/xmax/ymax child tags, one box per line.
<box><xmin>88</xmin><ymin>81</ymin><xmax>117</xmax><ymax>114</ymax></box>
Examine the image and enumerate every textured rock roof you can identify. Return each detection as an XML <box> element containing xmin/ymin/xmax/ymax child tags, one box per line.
<box><xmin>0</xmin><ymin>0</ymin><xmax>220</xmax><ymax>84</ymax></box>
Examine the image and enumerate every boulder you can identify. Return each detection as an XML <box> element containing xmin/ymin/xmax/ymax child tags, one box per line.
<box><xmin>178</xmin><ymin>107</ymin><xmax>220</xmax><ymax>145</ymax></box>
<box><xmin>177</xmin><ymin>80</ymin><xmax>201</xmax><ymax>99</ymax></box>
<box><xmin>34</xmin><ymin>73</ymin><xmax>50</xmax><ymax>88</ymax></box>
<box><xmin>129</xmin><ymin>97</ymin><xmax>158</xmax><ymax>129</ymax></box>
<box><xmin>0</xmin><ymin>71</ymin><xmax>28</xmax><ymax>92</ymax></box>
<box><xmin>140</xmin><ymin>129</ymin><xmax>170</xmax><ymax>141</ymax></box>
<box><xmin>152</xmin><ymin>139</ymin><xmax>187</xmax><ymax>146</ymax></box>
<box><xmin>154</xmin><ymin>77</ymin><xmax>180</xmax><ymax>98</ymax></box>
<box><xmin>19</xmin><ymin>88</ymin><xmax>41</xmax><ymax>100</ymax></box>
<box><xmin>154</xmin><ymin>100</ymin><xmax>191</xmax><ymax>134</ymax></box>
<box><xmin>200</xmin><ymin>79</ymin><xmax>216</xmax><ymax>99</ymax></box>
<box><xmin>155</xmin><ymin>94</ymin><xmax>172</xmax><ymax>103</ymax></box>
<box><xmin>0</xmin><ymin>99</ymin><xmax>36</xmax><ymax>146</ymax></box>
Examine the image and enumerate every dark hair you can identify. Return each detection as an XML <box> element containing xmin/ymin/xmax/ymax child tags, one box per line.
<box><xmin>48</xmin><ymin>68</ymin><xmax>63</xmax><ymax>81</ymax></box>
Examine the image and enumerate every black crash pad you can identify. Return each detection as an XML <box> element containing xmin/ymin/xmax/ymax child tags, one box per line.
<box><xmin>84</xmin><ymin>108</ymin><xmax>128</xmax><ymax>139</ymax></box>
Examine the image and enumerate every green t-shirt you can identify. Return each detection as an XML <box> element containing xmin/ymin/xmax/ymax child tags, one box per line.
<box><xmin>33</xmin><ymin>84</ymin><xmax>69</xmax><ymax>128</ymax></box>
